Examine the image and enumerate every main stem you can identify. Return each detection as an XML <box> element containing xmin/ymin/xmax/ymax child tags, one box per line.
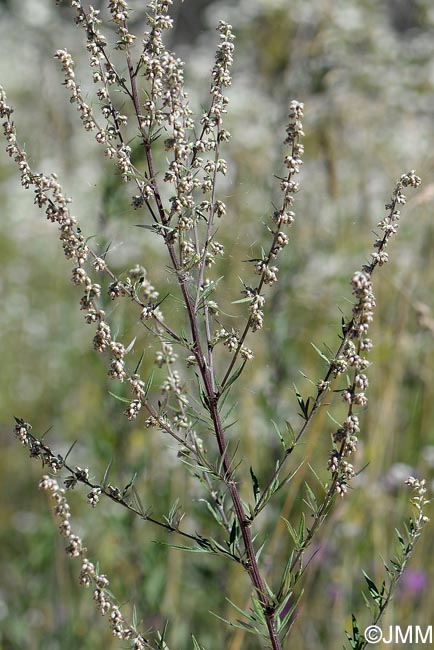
<box><xmin>208</xmin><ymin>399</ymin><xmax>282</xmax><ymax>650</ymax></box>
<box><xmin>165</xmin><ymin>242</ymin><xmax>281</xmax><ymax>650</ymax></box>
<box><xmin>125</xmin><ymin>48</ymin><xmax>281</xmax><ymax>650</ymax></box>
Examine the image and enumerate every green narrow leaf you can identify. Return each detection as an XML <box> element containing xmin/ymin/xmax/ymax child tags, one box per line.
<box><xmin>125</xmin><ymin>336</ymin><xmax>137</xmax><ymax>354</ymax></box>
<box><xmin>101</xmin><ymin>459</ymin><xmax>113</xmax><ymax>488</ymax></box>
<box><xmin>198</xmin><ymin>276</ymin><xmax>224</xmax><ymax>304</ymax></box>
<box><xmin>191</xmin><ymin>635</ymin><xmax>206</xmax><ymax>650</ymax></box>
<box><xmin>361</xmin><ymin>589</ymin><xmax>372</xmax><ymax>612</ymax></box>
<box><xmin>341</xmin><ymin>316</ymin><xmax>347</xmax><ymax>336</ymax></box>
<box><xmin>165</xmin><ymin>498</ymin><xmax>181</xmax><ymax>526</ymax></box>
<box><xmin>144</xmin><ymin>371</ymin><xmax>154</xmax><ymax>398</ymax></box>
<box><xmin>221</xmin><ymin>361</ymin><xmax>247</xmax><ymax>394</ymax></box>
<box><xmin>232</xmin><ymin>296</ymin><xmax>254</xmax><ymax>305</ymax></box>
<box><xmin>293</xmin><ymin>383</ymin><xmax>310</xmax><ymax>420</ymax></box>
<box><xmin>197</xmin><ymin>382</ymin><xmax>210</xmax><ymax>410</ymax></box>
<box><xmin>163</xmin><ymin>543</ymin><xmax>209</xmax><ymax>555</ymax></box>
<box><xmin>122</xmin><ymin>472</ymin><xmax>137</xmax><ymax>498</ymax></box>
<box><xmin>220</xmin><ymin>399</ymin><xmax>239</xmax><ymax>425</ymax></box>
<box><xmin>278</xmin><ymin>550</ymin><xmax>296</xmax><ymax>601</ymax></box>
<box><xmin>285</xmin><ymin>419</ymin><xmax>296</xmax><ymax>444</ymax></box>
<box><xmin>131</xmin><ymin>486</ymin><xmax>145</xmax><ymax>517</ymax></box>
<box><xmin>298</xmin><ymin>512</ymin><xmax>306</xmax><ymax>543</ymax></box>
<box><xmin>224</xmin><ymin>597</ymin><xmax>260</xmax><ymax>624</ymax></box>
<box><xmin>380</xmin><ymin>555</ymin><xmax>394</xmax><ymax>579</ymax></box>
<box><xmin>277</xmin><ymin>590</ymin><xmax>303</xmax><ymax>636</ymax></box>
<box><xmin>282</xmin><ymin>517</ymin><xmax>298</xmax><ymax>545</ymax></box>
<box><xmin>155</xmin><ymin>621</ymin><xmax>170</xmax><ymax>650</ymax></box>
<box><xmin>326</xmin><ymin>411</ymin><xmax>342</xmax><ymax>427</ymax></box>
<box><xmin>154</xmin><ymin>292</ymin><xmax>170</xmax><ymax>310</ymax></box>
<box><xmin>229</xmin><ymin>519</ymin><xmax>238</xmax><ymax>548</ymax></box>
<box><xmin>271</xmin><ymin>420</ymin><xmax>286</xmax><ymax>449</ymax></box>
<box><xmin>134</xmin><ymin>350</ymin><xmax>145</xmax><ymax>374</ymax></box>
<box><xmin>311</xmin><ymin>341</ymin><xmax>330</xmax><ymax>364</ymax></box>
<box><xmin>255</xmin><ymin>542</ymin><xmax>265</xmax><ymax>562</ymax></box>
<box><xmin>132</xmin><ymin>604</ymin><xmax>138</xmax><ymax>629</ymax></box>
<box><xmin>250</xmin><ymin>594</ymin><xmax>267</xmax><ymax>626</ymax></box>
<box><xmin>304</xmin><ymin>481</ymin><xmax>318</xmax><ymax>512</ymax></box>
<box><xmin>293</xmin><ymin>384</ymin><xmax>302</xmax><ymax>404</ymax></box>
<box><xmin>345</xmin><ymin>614</ymin><xmax>362</xmax><ymax>650</ymax></box>
<box><xmin>362</xmin><ymin>571</ymin><xmax>385</xmax><ymax>607</ymax></box>
<box><xmin>64</xmin><ymin>440</ymin><xmax>77</xmax><ymax>463</ymax></box>
<box><xmin>250</xmin><ymin>466</ymin><xmax>260</xmax><ymax>503</ymax></box>
<box><xmin>179</xmin><ymin>456</ymin><xmax>214</xmax><ymax>475</ymax></box>
<box><xmin>307</xmin><ymin>463</ymin><xmax>327</xmax><ymax>491</ymax></box>
<box><xmin>108</xmin><ymin>391</ymin><xmax>131</xmax><ymax>404</ymax></box>
<box><xmin>199</xmin><ymin>499</ymin><xmax>225</xmax><ymax>528</ymax></box>
<box><xmin>363</xmin><ymin>571</ymin><xmax>380</xmax><ymax>597</ymax></box>
<box><xmin>258</xmin><ymin>461</ymin><xmax>304</xmax><ymax>511</ymax></box>
<box><xmin>395</xmin><ymin>527</ymin><xmax>406</xmax><ymax>549</ymax></box>
<box><xmin>209</xmin><ymin>610</ymin><xmax>260</xmax><ymax>636</ymax></box>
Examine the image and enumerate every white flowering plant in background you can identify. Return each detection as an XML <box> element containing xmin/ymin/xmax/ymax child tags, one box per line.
<box><xmin>1</xmin><ymin>1</ymin><xmax>431</xmax><ymax>649</ymax></box>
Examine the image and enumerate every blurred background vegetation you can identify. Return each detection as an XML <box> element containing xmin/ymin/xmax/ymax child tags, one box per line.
<box><xmin>1</xmin><ymin>0</ymin><xmax>434</xmax><ymax>648</ymax></box>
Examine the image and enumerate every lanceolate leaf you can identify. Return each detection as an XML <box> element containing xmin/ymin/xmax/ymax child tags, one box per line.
<box><xmin>250</xmin><ymin>466</ymin><xmax>261</xmax><ymax>503</ymax></box>
<box><xmin>271</xmin><ymin>419</ymin><xmax>286</xmax><ymax>448</ymax></box>
<box><xmin>221</xmin><ymin>361</ymin><xmax>247</xmax><ymax>394</ymax></box>
<box><xmin>311</xmin><ymin>341</ymin><xmax>330</xmax><ymax>364</ymax></box>
<box><xmin>293</xmin><ymin>383</ymin><xmax>311</xmax><ymax>420</ymax></box>
<box><xmin>108</xmin><ymin>391</ymin><xmax>130</xmax><ymax>404</ymax></box>
<box><xmin>101</xmin><ymin>459</ymin><xmax>113</xmax><ymax>489</ymax></box>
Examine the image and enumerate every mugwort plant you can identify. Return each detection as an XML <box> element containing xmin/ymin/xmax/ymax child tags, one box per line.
<box><xmin>1</xmin><ymin>1</ymin><xmax>429</xmax><ymax>648</ymax></box>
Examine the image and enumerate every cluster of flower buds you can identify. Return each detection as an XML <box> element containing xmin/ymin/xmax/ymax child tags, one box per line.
<box><xmin>4</xmin><ymin>86</ymin><xmax>167</xmax><ymax>422</ymax></box>
<box><xmin>65</xmin><ymin>4</ymin><xmax>140</xmax><ymax>182</ymax></box>
<box><xmin>12</xmin><ymin>415</ymin><xmax>150</xmax><ymax>646</ymax></box>
<box><xmin>405</xmin><ymin>476</ymin><xmax>430</xmax><ymax>530</ymax></box>
<box><xmin>242</xmin><ymin>101</ymin><xmax>304</xmax><ymax>339</ymax></box>
<box><xmin>39</xmin><ymin>474</ymin><xmax>147</xmax><ymax>647</ymax></box>
<box><xmin>14</xmin><ymin>419</ymin><xmax>64</xmax><ymax>472</ymax></box>
<box><xmin>327</xmin><ymin>172</ymin><xmax>421</xmax><ymax>496</ymax></box>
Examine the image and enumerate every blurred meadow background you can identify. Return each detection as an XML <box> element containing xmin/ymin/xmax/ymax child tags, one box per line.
<box><xmin>1</xmin><ymin>0</ymin><xmax>434</xmax><ymax>648</ymax></box>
